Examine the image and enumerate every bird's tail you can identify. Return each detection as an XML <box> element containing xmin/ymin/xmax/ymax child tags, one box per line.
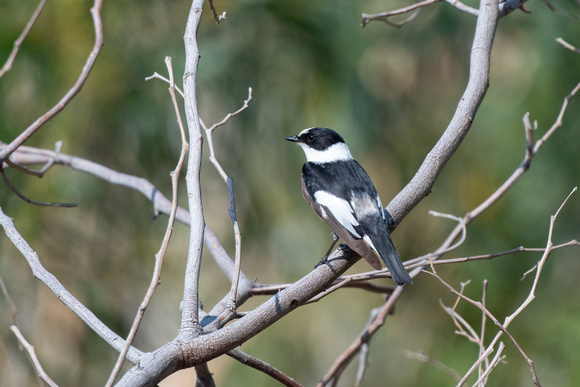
<box><xmin>376</xmin><ymin>234</ymin><xmax>413</xmax><ymax>286</ymax></box>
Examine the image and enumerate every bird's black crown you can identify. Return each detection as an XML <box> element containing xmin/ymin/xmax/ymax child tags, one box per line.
<box><xmin>294</xmin><ymin>127</ymin><xmax>345</xmax><ymax>151</ymax></box>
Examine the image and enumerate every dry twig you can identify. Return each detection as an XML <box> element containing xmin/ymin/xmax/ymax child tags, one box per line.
<box><xmin>0</xmin><ymin>0</ymin><xmax>104</xmax><ymax>161</ymax></box>
<box><xmin>0</xmin><ymin>0</ymin><xmax>46</xmax><ymax>78</ymax></box>
<box><xmin>106</xmin><ymin>56</ymin><xmax>190</xmax><ymax>387</ymax></box>
<box><xmin>10</xmin><ymin>326</ymin><xmax>58</xmax><ymax>387</ymax></box>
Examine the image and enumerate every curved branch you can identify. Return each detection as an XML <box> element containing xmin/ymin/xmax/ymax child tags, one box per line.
<box><xmin>0</xmin><ymin>0</ymin><xmax>104</xmax><ymax>161</ymax></box>
<box><xmin>387</xmin><ymin>0</ymin><xmax>499</xmax><ymax>226</ymax></box>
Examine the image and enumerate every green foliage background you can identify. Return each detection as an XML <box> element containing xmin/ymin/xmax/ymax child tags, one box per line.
<box><xmin>1</xmin><ymin>0</ymin><xmax>579</xmax><ymax>386</ymax></box>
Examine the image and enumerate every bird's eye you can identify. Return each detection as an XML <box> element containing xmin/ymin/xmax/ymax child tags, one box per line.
<box><xmin>306</xmin><ymin>133</ymin><xmax>315</xmax><ymax>143</ymax></box>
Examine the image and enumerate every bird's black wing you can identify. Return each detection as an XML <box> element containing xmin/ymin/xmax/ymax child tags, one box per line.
<box><xmin>302</xmin><ymin>161</ymin><xmax>412</xmax><ymax>285</ymax></box>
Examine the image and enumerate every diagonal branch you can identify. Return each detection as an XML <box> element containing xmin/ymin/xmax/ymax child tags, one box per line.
<box><xmin>0</xmin><ymin>207</ymin><xmax>143</xmax><ymax>364</ymax></box>
<box><xmin>0</xmin><ymin>0</ymin><xmax>104</xmax><ymax>161</ymax></box>
<box><xmin>10</xmin><ymin>326</ymin><xmax>58</xmax><ymax>387</ymax></box>
<box><xmin>0</xmin><ymin>0</ymin><xmax>47</xmax><ymax>78</ymax></box>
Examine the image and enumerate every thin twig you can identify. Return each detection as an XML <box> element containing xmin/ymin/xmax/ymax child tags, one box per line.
<box><xmin>317</xmin><ymin>285</ymin><xmax>405</xmax><ymax>386</ymax></box>
<box><xmin>472</xmin><ymin>342</ymin><xmax>505</xmax><ymax>387</ymax></box>
<box><xmin>228</xmin><ymin>348</ymin><xmax>303</xmax><ymax>387</ymax></box>
<box><xmin>200</xmin><ymin>87</ymin><xmax>252</xmax><ymax>312</ymax></box>
<box><xmin>10</xmin><ymin>326</ymin><xmax>58</xmax><ymax>387</ymax></box>
<box><xmin>0</xmin><ymin>274</ymin><xmax>18</xmax><ymax>326</ymax></box>
<box><xmin>208</xmin><ymin>0</ymin><xmax>226</xmax><ymax>24</ymax></box>
<box><xmin>362</xmin><ymin>0</ymin><xmax>442</xmax><ymax>27</ymax></box>
<box><xmin>426</xmin><ymin>265</ymin><xmax>539</xmax><ymax>386</ymax></box>
<box><xmin>0</xmin><ymin>0</ymin><xmax>104</xmax><ymax>161</ymax></box>
<box><xmin>405</xmin><ymin>351</ymin><xmax>462</xmax><ymax>382</ymax></box>
<box><xmin>0</xmin><ymin>165</ymin><xmax>78</xmax><ymax>207</ymax></box>
<box><xmin>105</xmin><ymin>57</ymin><xmax>190</xmax><ymax>387</ymax></box>
<box><xmin>0</xmin><ymin>0</ymin><xmax>47</xmax><ymax>78</ymax></box>
<box><xmin>556</xmin><ymin>37</ymin><xmax>580</xmax><ymax>53</ymax></box>
<box><xmin>477</xmin><ymin>280</ymin><xmax>489</xmax><ymax>385</ymax></box>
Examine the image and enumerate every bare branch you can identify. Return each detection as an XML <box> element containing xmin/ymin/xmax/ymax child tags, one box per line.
<box><xmin>556</xmin><ymin>37</ymin><xmax>580</xmax><ymax>53</ymax></box>
<box><xmin>0</xmin><ymin>0</ymin><xmax>104</xmax><ymax>161</ymax></box>
<box><xmin>0</xmin><ymin>207</ymin><xmax>143</xmax><ymax>364</ymax></box>
<box><xmin>0</xmin><ymin>164</ymin><xmax>78</xmax><ymax>208</ymax></box>
<box><xmin>227</xmin><ymin>348</ymin><xmax>303</xmax><ymax>387</ymax></box>
<box><xmin>425</xmin><ymin>265</ymin><xmax>540</xmax><ymax>386</ymax></box>
<box><xmin>0</xmin><ymin>0</ymin><xmax>46</xmax><ymax>78</ymax></box>
<box><xmin>0</xmin><ymin>274</ymin><xmax>18</xmax><ymax>326</ymax></box>
<box><xmin>362</xmin><ymin>0</ymin><xmax>528</xmax><ymax>27</ymax></box>
<box><xmin>387</xmin><ymin>0</ymin><xmax>499</xmax><ymax>227</ymax></box>
<box><xmin>106</xmin><ymin>56</ymin><xmax>190</xmax><ymax>387</ymax></box>
<box><xmin>317</xmin><ymin>286</ymin><xmax>406</xmax><ymax>386</ymax></box>
<box><xmin>116</xmin><ymin>248</ymin><xmax>361</xmax><ymax>386</ymax></box>
<box><xmin>362</xmin><ymin>0</ymin><xmax>442</xmax><ymax>27</ymax></box>
<box><xmin>208</xmin><ymin>0</ymin><xmax>227</xmax><ymax>24</ymax></box>
<box><xmin>180</xmin><ymin>0</ymin><xmax>206</xmax><ymax>337</ymax></box>
<box><xmin>404</xmin><ymin>351</ymin><xmax>462</xmax><ymax>382</ymax></box>
<box><xmin>10</xmin><ymin>326</ymin><xmax>58</xmax><ymax>387</ymax></box>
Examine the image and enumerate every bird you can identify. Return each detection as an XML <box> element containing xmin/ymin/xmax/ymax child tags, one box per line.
<box><xmin>285</xmin><ymin>127</ymin><xmax>412</xmax><ymax>286</ymax></box>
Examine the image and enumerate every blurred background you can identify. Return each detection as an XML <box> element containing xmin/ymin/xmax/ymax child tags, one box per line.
<box><xmin>1</xmin><ymin>0</ymin><xmax>579</xmax><ymax>385</ymax></box>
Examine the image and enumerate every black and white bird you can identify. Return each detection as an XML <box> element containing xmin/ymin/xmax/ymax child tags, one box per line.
<box><xmin>286</xmin><ymin>127</ymin><xmax>412</xmax><ymax>286</ymax></box>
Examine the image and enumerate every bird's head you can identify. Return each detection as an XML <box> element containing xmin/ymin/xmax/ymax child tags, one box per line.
<box><xmin>285</xmin><ymin>127</ymin><xmax>352</xmax><ymax>163</ymax></box>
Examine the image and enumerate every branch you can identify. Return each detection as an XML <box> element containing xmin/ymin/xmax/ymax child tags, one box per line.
<box><xmin>200</xmin><ymin>87</ymin><xmax>253</xmax><ymax>313</ymax></box>
<box><xmin>556</xmin><ymin>37</ymin><xmax>580</xmax><ymax>53</ymax></box>
<box><xmin>227</xmin><ymin>348</ymin><xmax>303</xmax><ymax>387</ymax></box>
<box><xmin>10</xmin><ymin>326</ymin><xmax>58</xmax><ymax>387</ymax></box>
<box><xmin>0</xmin><ymin>0</ymin><xmax>104</xmax><ymax>161</ymax></box>
<box><xmin>318</xmin><ymin>286</ymin><xmax>405</xmax><ymax>386</ymax></box>
<box><xmin>0</xmin><ymin>143</ymin><xmax>257</xmax><ymax>300</ymax></box>
<box><xmin>386</xmin><ymin>0</ymin><xmax>499</xmax><ymax>227</ymax></box>
<box><xmin>106</xmin><ymin>56</ymin><xmax>190</xmax><ymax>387</ymax></box>
<box><xmin>180</xmin><ymin>0</ymin><xmax>206</xmax><ymax>337</ymax></box>
<box><xmin>362</xmin><ymin>0</ymin><xmax>527</xmax><ymax>27</ymax></box>
<box><xmin>116</xmin><ymin>249</ymin><xmax>361</xmax><ymax>386</ymax></box>
<box><xmin>0</xmin><ymin>0</ymin><xmax>46</xmax><ymax>78</ymax></box>
<box><xmin>0</xmin><ymin>207</ymin><xmax>143</xmax><ymax>364</ymax></box>
<box><xmin>426</xmin><ymin>265</ymin><xmax>541</xmax><ymax>386</ymax></box>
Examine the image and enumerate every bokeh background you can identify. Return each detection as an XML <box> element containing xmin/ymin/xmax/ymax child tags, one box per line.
<box><xmin>1</xmin><ymin>0</ymin><xmax>579</xmax><ymax>386</ymax></box>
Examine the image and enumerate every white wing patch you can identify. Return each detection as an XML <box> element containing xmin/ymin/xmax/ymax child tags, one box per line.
<box><xmin>314</xmin><ymin>191</ymin><xmax>361</xmax><ymax>238</ymax></box>
<box><xmin>351</xmin><ymin>193</ymin><xmax>381</xmax><ymax>219</ymax></box>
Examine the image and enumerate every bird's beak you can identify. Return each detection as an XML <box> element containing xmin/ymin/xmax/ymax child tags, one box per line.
<box><xmin>285</xmin><ymin>135</ymin><xmax>299</xmax><ymax>143</ymax></box>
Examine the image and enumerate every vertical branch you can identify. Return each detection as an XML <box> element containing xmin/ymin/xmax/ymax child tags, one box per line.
<box><xmin>105</xmin><ymin>57</ymin><xmax>190</xmax><ymax>387</ymax></box>
<box><xmin>180</xmin><ymin>0</ymin><xmax>206</xmax><ymax>336</ymax></box>
<box><xmin>226</xmin><ymin>177</ymin><xmax>242</xmax><ymax>307</ymax></box>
